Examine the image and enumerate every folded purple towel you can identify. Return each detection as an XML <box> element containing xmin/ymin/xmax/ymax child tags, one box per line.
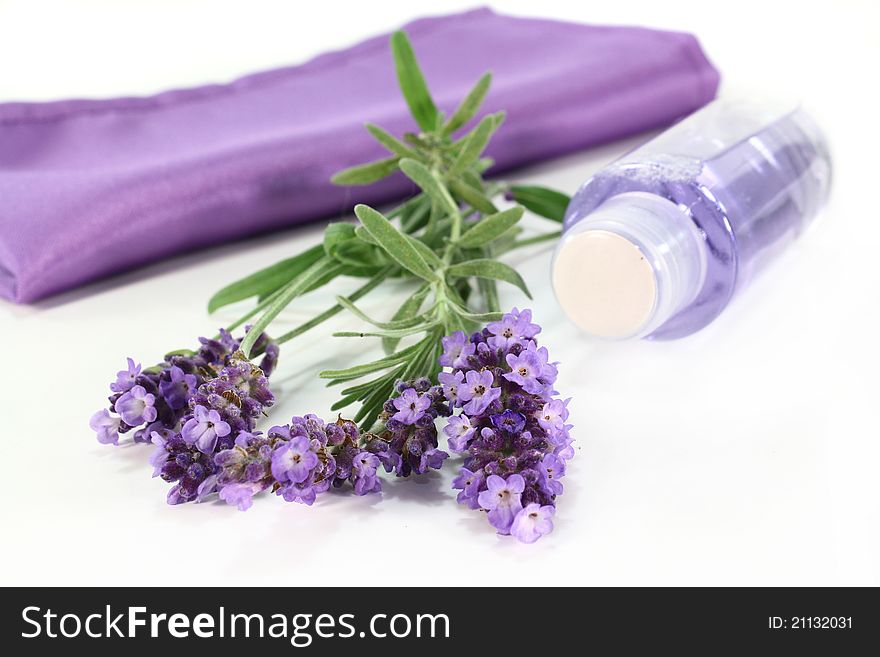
<box><xmin>0</xmin><ymin>8</ymin><xmax>718</xmax><ymax>303</ymax></box>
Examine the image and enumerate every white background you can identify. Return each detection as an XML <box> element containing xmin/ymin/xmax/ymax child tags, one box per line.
<box><xmin>1</xmin><ymin>0</ymin><xmax>878</xmax><ymax>586</ymax></box>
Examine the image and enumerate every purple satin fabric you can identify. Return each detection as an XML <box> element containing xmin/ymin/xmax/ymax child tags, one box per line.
<box><xmin>0</xmin><ymin>8</ymin><xmax>719</xmax><ymax>303</ymax></box>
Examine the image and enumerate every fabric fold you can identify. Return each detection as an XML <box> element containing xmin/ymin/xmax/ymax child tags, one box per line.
<box><xmin>0</xmin><ymin>7</ymin><xmax>719</xmax><ymax>302</ymax></box>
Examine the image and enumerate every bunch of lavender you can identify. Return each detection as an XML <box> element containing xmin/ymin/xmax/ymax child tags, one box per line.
<box><xmin>91</xmin><ymin>329</ymin><xmax>279</xmax><ymax>504</ymax></box>
<box><xmin>91</xmin><ymin>31</ymin><xmax>575</xmax><ymax>530</ymax></box>
<box><xmin>439</xmin><ymin>308</ymin><xmax>573</xmax><ymax>543</ymax></box>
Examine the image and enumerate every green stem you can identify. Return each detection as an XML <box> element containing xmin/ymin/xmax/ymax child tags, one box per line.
<box><xmin>239</xmin><ymin>258</ymin><xmax>342</xmax><ymax>358</ymax></box>
<box><xmin>274</xmin><ymin>267</ymin><xmax>392</xmax><ymax>345</ymax></box>
<box><xmin>222</xmin><ymin>285</ymin><xmax>288</xmax><ymax>335</ymax></box>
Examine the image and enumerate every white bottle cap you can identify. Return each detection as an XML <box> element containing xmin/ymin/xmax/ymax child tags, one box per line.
<box><xmin>552</xmin><ymin>192</ymin><xmax>707</xmax><ymax>340</ymax></box>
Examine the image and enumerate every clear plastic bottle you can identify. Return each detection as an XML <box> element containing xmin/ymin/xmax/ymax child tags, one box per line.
<box><xmin>552</xmin><ymin>100</ymin><xmax>832</xmax><ymax>340</ymax></box>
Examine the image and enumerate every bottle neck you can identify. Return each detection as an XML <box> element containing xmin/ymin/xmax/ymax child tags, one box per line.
<box><xmin>552</xmin><ymin>192</ymin><xmax>707</xmax><ymax>340</ymax></box>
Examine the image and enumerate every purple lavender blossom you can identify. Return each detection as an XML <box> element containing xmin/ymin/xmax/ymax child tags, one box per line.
<box><xmin>209</xmin><ymin>415</ymin><xmax>383</xmax><ymax>509</ymax></box>
<box><xmin>443</xmin><ymin>414</ymin><xmax>475</xmax><ymax>452</ymax></box>
<box><xmin>486</xmin><ymin>306</ymin><xmax>541</xmax><ymax>350</ymax></box>
<box><xmin>439</xmin><ymin>308</ymin><xmax>573</xmax><ymax>543</ymax></box>
<box><xmin>158</xmin><ymin>366</ymin><xmax>197</xmax><ymax>410</ymax></box>
<box><xmin>458</xmin><ymin>369</ymin><xmax>501</xmax><ymax>416</ymax></box>
<box><xmin>110</xmin><ymin>358</ymin><xmax>142</xmax><ymax>393</ymax></box>
<box><xmin>391</xmin><ymin>387</ymin><xmax>431</xmax><ymax>425</ymax></box>
<box><xmin>152</xmin><ymin>431</ymin><xmax>218</xmax><ymax>505</ymax></box>
<box><xmin>439</xmin><ymin>331</ymin><xmax>475</xmax><ymax>369</ymax></box>
<box><xmin>366</xmin><ymin>379</ymin><xmax>450</xmax><ymax>478</ymax></box>
<box><xmin>491</xmin><ymin>409</ymin><xmax>526</xmax><ymax>435</ymax></box>
<box><xmin>92</xmin><ymin>328</ymin><xmax>279</xmax><ymax>505</ymax></box>
<box><xmin>182</xmin><ymin>405</ymin><xmax>231</xmax><ymax>454</ymax></box>
<box><xmin>538</xmin><ymin>398</ymin><xmax>569</xmax><ymax>432</ymax></box>
<box><xmin>90</xmin><ymin>409</ymin><xmax>121</xmax><ymax>445</ymax></box>
<box><xmin>539</xmin><ymin>453</ymin><xmax>565</xmax><ymax>496</ymax></box>
<box><xmin>477</xmin><ymin>474</ymin><xmax>525</xmax><ymax>534</ymax></box>
<box><xmin>271</xmin><ymin>435</ymin><xmax>318</xmax><ymax>484</ymax></box>
<box><xmin>451</xmin><ymin>467</ymin><xmax>484</xmax><ymax>509</ymax></box>
<box><xmin>437</xmin><ymin>370</ymin><xmax>464</xmax><ymax>405</ymax></box>
<box><xmin>504</xmin><ymin>349</ymin><xmax>546</xmax><ymax>395</ymax></box>
<box><xmin>114</xmin><ymin>385</ymin><xmax>157</xmax><ymax>426</ymax></box>
<box><xmin>218</xmin><ymin>483</ymin><xmax>261</xmax><ymax>511</ymax></box>
<box><xmin>509</xmin><ymin>503</ymin><xmax>555</xmax><ymax>543</ymax></box>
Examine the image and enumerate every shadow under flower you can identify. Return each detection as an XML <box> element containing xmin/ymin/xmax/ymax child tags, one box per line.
<box><xmin>91</xmin><ymin>439</ymin><xmax>155</xmax><ymax>475</ymax></box>
<box><xmin>377</xmin><ymin>470</ymin><xmax>450</xmax><ymax>507</ymax></box>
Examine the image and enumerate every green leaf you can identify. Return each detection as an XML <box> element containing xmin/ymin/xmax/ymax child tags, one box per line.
<box><xmin>334</xmin><ymin>295</ymin><xmax>428</xmax><ymax>331</ymax></box>
<box><xmin>398</xmin><ymin>159</ymin><xmax>459</xmax><ymax>217</ymax></box>
<box><xmin>390</xmin><ymin>30</ymin><xmax>438</xmax><ymax>132</ymax></box>
<box><xmin>405</xmin><ymin>234</ymin><xmax>443</xmax><ymax>269</ymax></box>
<box><xmin>330</xmin><ymin>392</ymin><xmax>361</xmax><ymax>412</ymax></box>
<box><xmin>334</xmin><ymin>322</ymin><xmax>435</xmax><ymax>339</ymax></box>
<box><xmin>239</xmin><ymin>258</ymin><xmax>342</xmax><ymax>357</ymax></box>
<box><xmin>479</xmin><ymin>278</ymin><xmax>501</xmax><ymax>313</ymax></box>
<box><xmin>442</xmin><ymin>72</ymin><xmax>492</xmax><ymax>136</ymax></box>
<box><xmin>446</xmin><ymin>258</ymin><xmax>531</xmax><ymax>298</ymax></box>
<box><xmin>383</xmin><ymin>284</ymin><xmax>430</xmax><ymax>354</ymax></box>
<box><xmin>332</xmin><ymin>240</ymin><xmax>389</xmax><ymax>269</ymax></box>
<box><xmin>320</xmin><ymin>335</ymin><xmax>431</xmax><ymax>380</ymax></box>
<box><xmin>365</xmin><ymin>123</ymin><xmax>419</xmax><ymax>158</ymax></box>
<box><xmin>456</xmin><ymin>206</ymin><xmax>523</xmax><ymax>248</ymax></box>
<box><xmin>208</xmin><ymin>244</ymin><xmax>324</xmax><ymax>313</ymax></box>
<box><xmin>449</xmin><ymin>178</ymin><xmax>498</xmax><ymax>215</ymax></box>
<box><xmin>331</xmin><ymin>156</ymin><xmax>400</xmax><ymax>186</ymax></box>
<box><xmin>455</xmin><ymin>309</ymin><xmax>503</xmax><ymax>323</ymax></box>
<box><xmin>476</xmin><ymin>157</ymin><xmax>494</xmax><ymax>173</ymax></box>
<box><xmin>449</xmin><ymin>112</ymin><xmax>504</xmax><ymax>176</ymax></box>
<box><xmin>509</xmin><ymin>184</ymin><xmax>571</xmax><ymax>223</ymax></box>
<box><xmin>273</xmin><ymin>268</ymin><xmax>390</xmax><ymax>345</ymax></box>
<box><xmin>353</xmin><ymin>225</ymin><xmax>378</xmax><ymax>246</ymax></box>
<box><xmin>400</xmin><ymin>196</ymin><xmax>431</xmax><ymax>233</ymax></box>
<box><xmin>323</xmin><ymin>223</ymin><xmax>356</xmax><ymax>255</ymax></box>
<box><xmin>354</xmin><ymin>204</ymin><xmax>437</xmax><ymax>282</ymax></box>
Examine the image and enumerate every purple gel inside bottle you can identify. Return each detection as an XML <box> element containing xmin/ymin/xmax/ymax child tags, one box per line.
<box><xmin>554</xmin><ymin>101</ymin><xmax>832</xmax><ymax>339</ymax></box>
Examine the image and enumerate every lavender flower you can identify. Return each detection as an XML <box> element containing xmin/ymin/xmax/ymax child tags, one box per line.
<box><xmin>365</xmin><ymin>378</ymin><xmax>450</xmax><ymax>478</ymax></box>
<box><xmin>391</xmin><ymin>387</ymin><xmax>431</xmax><ymax>425</ymax></box>
<box><xmin>477</xmin><ymin>474</ymin><xmax>525</xmax><ymax>534</ymax></box>
<box><xmin>441</xmin><ymin>308</ymin><xmax>574</xmax><ymax>543</ymax></box>
<box><xmin>219</xmin><ymin>483</ymin><xmax>261</xmax><ymax>512</ymax></box>
<box><xmin>451</xmin><ymin>467</ymin><xmax>484</xmax><ymax>509</ymax></box>
<box><xmin>151</xmin><ymin>431</ymin><xmax>218</xmax><ymax>505</ymax></box>
<box><xmin>210</xmin><ymin>415</ymin><xmax>382</xmax><ymax>510</ymax></box>
<box><xmin>438</xmin><ymin>332</ymin><xmax>475</xmax><ymax>369</ymax></box>
<box><xmin>91</xmin><ymin>328</ymin><xmax>279</xmax><ymax>505</ymax></box>
<box><xmin>271</xmin><ymin>435</ymin><xmax>319</xmax><ymax>484</ymax></box>
<box><xmin>110</xmin><ymin>358</ymin><xmax>142</xmax><ymax>393</ymax></box>
<box><xmin>89</xmin><ymin>409</ymin><xmax>121</xmax><ymax>446</ymax></box>
<box><xmin>158</xmin><ymin>366</ymin><xmax>197</xmax><ymax>410</ymax></box>
<box><xmin>509</xmin><ymin>503</ymin><xmax>555</xmax><ymax>544</ymax></box>
<box><xmin>114</xmin><ymin>385</ymin><xmax>157</xmax><ymax>426</ymax></box>
<box><xmin>458</xmin><ymin>369</ymin><xmax>501</xmax><ymax>416</ymax></box>
<box><xmin>486</xmin><ymin>306</ymin><xmax>541</xmax><ymax>350</ymax></box>
<box><xmin>182</xmin><ymin>405</ymin><xmax>231</xmax><ymax>454</ymax></box>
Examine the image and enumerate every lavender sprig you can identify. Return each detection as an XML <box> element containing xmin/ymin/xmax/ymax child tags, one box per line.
<box><xmin>439</xmin><ymin>308</ymin><xmax>574</xmax><ymax>543</ymax></box>
<box><xmin>90</xmin><ymin>329</ymin><xmax>278</xmax><ymax>504</ymax></box>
